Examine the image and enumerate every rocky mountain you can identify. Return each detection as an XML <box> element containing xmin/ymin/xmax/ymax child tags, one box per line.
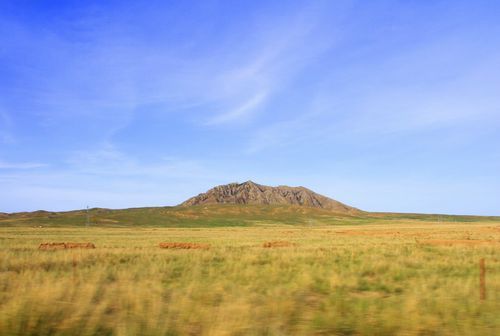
<box><xmin>180</xmin><ymin>181</ymin><xmax>361</xmax><ymax>214</ymax></box>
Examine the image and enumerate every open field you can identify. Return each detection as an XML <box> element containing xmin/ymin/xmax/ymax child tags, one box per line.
<box><xmin>1</xmin><ymin>222</ymin><xmax>499</xmax><ymax>335</ymax></box>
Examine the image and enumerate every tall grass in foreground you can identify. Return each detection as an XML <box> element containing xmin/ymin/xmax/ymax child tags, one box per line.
<box><xmin>0</xmin><ymin>224</ymin><xmax>499</xmax><ymax>335</ymax></box>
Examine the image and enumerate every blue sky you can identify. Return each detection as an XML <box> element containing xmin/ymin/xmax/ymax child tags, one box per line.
<box><xmin>1</xmin><ymin>0</ymin><xmax>499</xmax><ymax>214</ymax></box>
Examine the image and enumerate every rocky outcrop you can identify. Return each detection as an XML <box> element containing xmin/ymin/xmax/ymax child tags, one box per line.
<box><xmin>180</xmin><ymin>181</ymin><xmax>360</xmax><ymax>214</ymax></box>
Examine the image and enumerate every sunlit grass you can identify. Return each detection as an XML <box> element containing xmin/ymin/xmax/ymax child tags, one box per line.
<box><xmin>1</xmin><ymin>223</ymin><xmax>499</xmax><ymax>335</ymax></box>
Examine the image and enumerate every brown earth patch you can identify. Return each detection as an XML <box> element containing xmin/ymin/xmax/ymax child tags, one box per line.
<box><xmin>262</xmin><ymin>241</ymin><xmax>297</xmax><ymax>248</ymax></box>
<box><xmin>417</xmin><ymin>239</ymin><xmax>499</xmax><ymax>246</ymax></box>
<box><xmin>39</xmin><ymin>242</ymin><xmax>96</xmax><ymax>250</ymax></box>
<box><xmin>159</xmin><ymin>242</ymin><xmax>210</xmax><ymax>249</ymax></box>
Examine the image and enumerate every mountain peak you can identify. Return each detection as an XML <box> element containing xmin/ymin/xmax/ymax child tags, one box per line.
<box><xmin>180</xmin><ymin>181</ymin><xmax>360</xmax><ymax>214</ymax></box>
<box><xmin>239</xmin><ymin>180</ymin><xmax>259</xmax><ymax>187</ymax></box>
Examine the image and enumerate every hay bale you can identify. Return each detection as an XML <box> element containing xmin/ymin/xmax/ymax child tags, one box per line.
<box><xmin>159</xmin><ymin>242</ymin><xmax>210</xmax><ymax>249</ymax></box>
<box><xmin>39</xmin><ymin>243</ymin><xmax>66</xmax><ymax>250</ymax></box>
<box><xmin>65</xmin><ymin>242</ymin><xmax>96</xmax><ymax>249</ymax></box>
<box><xmin>38</xmin><ymin>242</ymin><xmax>96</xmax><ymax>250</ymax></box>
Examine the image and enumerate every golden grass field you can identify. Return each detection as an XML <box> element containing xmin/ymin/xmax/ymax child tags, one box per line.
<box><xmin>1</xmin><ymin>222</ymin><xmax>499</xmax><ymax>335</ymax></box>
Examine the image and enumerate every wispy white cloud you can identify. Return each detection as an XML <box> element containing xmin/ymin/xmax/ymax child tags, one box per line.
<box><xmin>206</xmin><ymin>91</ymin><xmax>268</xmax><ymax>125</ymax></box>
<box><xmin>1</xmin><ymin>1</ymin><xmax>345</xmax><ymax>153</ymax></box>
<box><xmin>0</xmin><ymin>161</ymin><xmax>47</xmax><ymax>169</ymax></box>
<box><xmin>0</xmin><ymin>145</ymin><xmax>236</xmax><ymax>211</ymax></box>
<box><xmin>201</xmin><ymin>3</ymin><xmax>342</xmax><ymax>126</ymax></box>
<box><xmin>65</xmin><ymin>143</ymin><xmax>207</xmax><ymax>179</ymax></box>
<box><xmin>245</xmin><ymin>23</ymin><xmax>500</xmax><ymax>152</ymax></box>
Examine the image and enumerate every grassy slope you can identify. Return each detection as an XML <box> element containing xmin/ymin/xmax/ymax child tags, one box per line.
<box><xmin>1</xmin><ymin>204</ymin><xmax>499</xmax><ymax>227</ymax></box>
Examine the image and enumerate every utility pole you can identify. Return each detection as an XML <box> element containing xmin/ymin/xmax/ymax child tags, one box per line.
<box><xmin>86</xmin><ymin>205</ymin><xmax>90</xmax><ymax>227</ymax></box>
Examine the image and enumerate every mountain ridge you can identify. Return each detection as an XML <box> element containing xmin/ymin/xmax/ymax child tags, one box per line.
<box><xmin>180</xmin><ymin>180</ymin><xmax>361</xmax><ymax>214</ymax></box>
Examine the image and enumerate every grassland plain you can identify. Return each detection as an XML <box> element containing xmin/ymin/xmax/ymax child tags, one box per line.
<box><xmin>0</xmin><ymin>222</ymin><xmax>499</xmax><ymax>335</ymax></box>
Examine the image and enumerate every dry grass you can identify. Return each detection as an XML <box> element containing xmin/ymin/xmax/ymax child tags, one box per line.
<box><xmin>0</xmin><ymin>222</ymin><xmax>499</xmax><ymax>335</ymax></box>
<box><xmin>159</xmin><ymin>242</ymin><xmax>210</xmax><ymax>249</ymax></box>
<box><xmin>262</xmin><ymin>240</ymin><xmax>296</xmax><ymax>248</ymax></box>
<box><xmin>417</xmin><ymin>239</ymin><xmax>499</xmax><ymax>246</ymax></box>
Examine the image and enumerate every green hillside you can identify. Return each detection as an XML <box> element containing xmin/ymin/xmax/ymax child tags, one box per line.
<box><xmin>1</xmin><ymin>204</ymin><xmax>499</xmax><ymax>227</ymax></box>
